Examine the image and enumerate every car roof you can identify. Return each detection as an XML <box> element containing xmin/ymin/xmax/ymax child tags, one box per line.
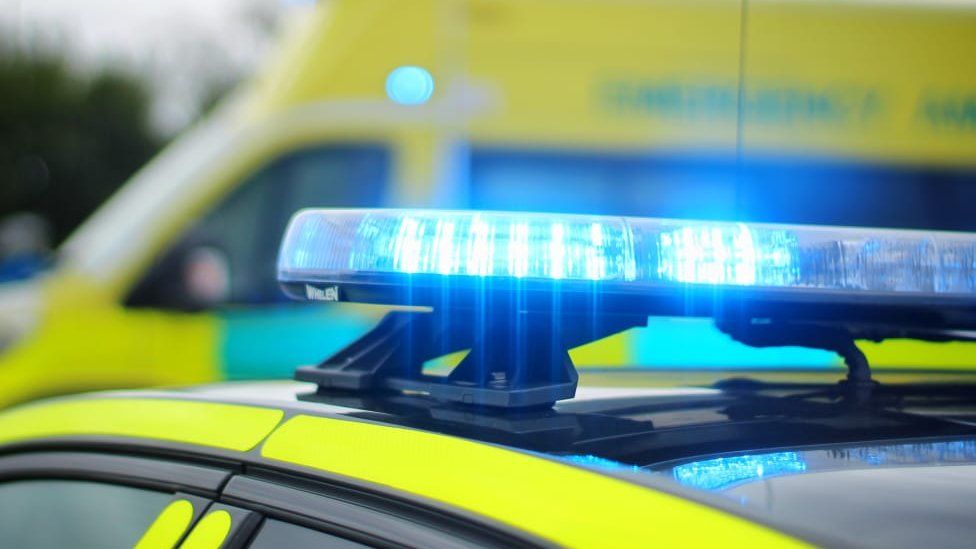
<box><xmin>171</xmin><ymin>373</ymin><xmax>976</xmax><ymax>548</ymax></box>
<box><xmin>0</xmin><ymin>383</ymin><xmax>806</xmax><ymax>548</ymax></box>
<box><xmin>5</xmin><ymin>372</ymin><xmax>976</xmax><ymax>547</ymax></box>
<box><xmin>169</xmin><ymin>372</ymin><xmax>976</xmax><ymax>464</ymax></box>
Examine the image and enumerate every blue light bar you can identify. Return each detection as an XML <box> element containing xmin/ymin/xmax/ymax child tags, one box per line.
<box><xmin>277</xmin><ymin>209</ymin><xmax>976</xmax><ymax>304</ymax></box>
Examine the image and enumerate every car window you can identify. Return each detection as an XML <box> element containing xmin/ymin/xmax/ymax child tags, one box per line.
<box><xmin>248</xmin><ymin>519</ymin><xmax>369</xmax><ymax>549</ymax></box>
<box><xmin>0</xmin><ymin>479</ymin><xmax>173</xmax><ymax>548</ymax></box>
<box><xmin>468</xmin><ymin>147</ymin><xmax>976</xmax><ymax>231</ymax></box>
<box><xmin>127</xmin><ymin>144</ymin><xmax>390</xmax><ymax>309</ymax></box>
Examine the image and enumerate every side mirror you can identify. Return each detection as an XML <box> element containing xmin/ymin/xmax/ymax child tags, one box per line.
<box><xmin>181</xmin><ymin>246</ymin><xmax>231</xmax><ymax>307</ymax></box>
<box><xmin>126</xmin><ymin>243</ymin><xmax>231</xmax><ymax>311</ymax></box>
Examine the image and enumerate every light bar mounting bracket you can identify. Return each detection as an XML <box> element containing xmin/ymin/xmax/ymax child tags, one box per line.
<box><xmin>718</xmin><ymin>318</ymin><xmax>877</xmax><ymax>401</ymax></box>
<box><xmin>295</xmin><ymin>308</ymin><xmax>645</xmax><ymax>409</ymax></box>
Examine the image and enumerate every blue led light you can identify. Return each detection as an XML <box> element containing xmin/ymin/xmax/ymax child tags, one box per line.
<box><xmin>671</xmin><ymin>452</ymin><xmax>808</xmax><ymax>491</ymax></box>
<box><xmin>385</xmin><ymin>66</ymin><xmax>434</xmax><ymax>105</ymax></box>
<box><xmin>328</xmin><ymin>211</ymin><xmax>637</xmax><ymax>281</ymax></box>
<box><xmin>657</xmin><ymin>223</ymin><xmax>799</xmax><ymax>286</ymax></box>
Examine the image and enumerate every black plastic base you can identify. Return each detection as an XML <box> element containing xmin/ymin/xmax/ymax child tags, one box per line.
<box><xmin>295</xmin><ymin>370</ymin><xmax>578</xmax><ymax>409</ymax></box>
<box><xmin>295</xmin><ymin>309</ymin><xmax>643</xmax><ymax>409</ymax></box>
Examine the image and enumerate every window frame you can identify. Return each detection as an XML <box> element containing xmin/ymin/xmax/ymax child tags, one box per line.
<box><xmin>221</xmin><ymin>473</ymin><xmax>528</xmax><ymax>549</ymax></box>
<box><xmin>0</xmin><ymin>449</ymin><xmax>543</xmax><ymax>548</ymax></box>
<box><xmin>0</xmin><ymin>454</ymin><xmax>227</xmax><ymax>549</ymax></box>
<box><xmin>0</xmin><ymin>451</ymin><xmax>231</xmax><ymax>497</ymax></box>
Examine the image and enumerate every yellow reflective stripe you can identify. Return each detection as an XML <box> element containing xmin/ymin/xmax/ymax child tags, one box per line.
<box><xmin>262</xmin><ymin>416</ymin><xmax>806</xmax><ymax>548</ymax></box>
<box><xmin>0</xmin><ymin>398</ymin><xmax>283</xmax><ymax>451</ymax></box>
<box><xmin>860</xmin><ymin>339</ymin><xmax>976</xmax><ymax>368</ymax></box>
<box><xmin>180</xmin><ymin>510</ymin><xmax>232</xmax><ymax>549</ymax></box>
<box><xmin>135</xmin><ymin>499</ymin><xmax>195</xmax><ymax>549</ymax></box>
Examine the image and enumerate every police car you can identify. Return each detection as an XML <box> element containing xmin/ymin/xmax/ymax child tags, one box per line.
<box><xmin>2</xmin><ymin>208</ymin><xmax>975</xmax><ymax>548</ymax></box>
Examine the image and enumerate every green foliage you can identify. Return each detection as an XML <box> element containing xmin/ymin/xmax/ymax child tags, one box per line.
<box><xmin>0</xmin><ymin>52</ymin><xmax>163</xmax><ymax>244</ymax></box>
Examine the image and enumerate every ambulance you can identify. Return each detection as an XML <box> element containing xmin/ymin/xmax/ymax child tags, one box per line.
<box><xmin>1</xmin><ymin>0</ymin><xmax>974</xmax><ymax>406</ymax></box>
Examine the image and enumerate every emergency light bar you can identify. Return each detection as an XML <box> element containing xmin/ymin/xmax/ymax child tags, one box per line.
<box><xmin>279</xmin><ymin>208</ymin><xmax>976</xmax><ymax>408</ymax></box>
<box><xmin>279</xmin><ymin>208</ymin><xmax>976</xmax><ymax>310</ymax></box>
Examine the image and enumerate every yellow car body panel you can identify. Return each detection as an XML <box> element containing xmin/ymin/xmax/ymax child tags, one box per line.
<box><xmin>744</xmin><ymin>0</ymin><xmax>976</xmax><ymax>165</ymax></box>
<box><xmin>179</xmin><ymin>510</ymin><xmax>233</xmax><ymax>549</ymax></box>
<box><xmin>0</xmin><ymin>394</ymin><xmax>806</xmax><ymax>548</ymax></box>
<box><xmin>134</xmin><ymin>499</ymin><xmax>197</xmax><ymax>549</ymax></box>
<box><xmin>0</xmin><ymin>273</ymin><xmax>219</xmax><ymax>405</ymax></box>
<box><xmin>0</xmin><ymin>397</ymin><xmax>283</xmax><ymax>451</ymax></box>
<box><xmin>262</xmin><ymin>413</ymin><xmax>805</xmax><ymax>548</ymax></box>
<box><xmin>1</xmin><ymin>0</ymin><xmax>975</xmax><ymax>406</ymax></box>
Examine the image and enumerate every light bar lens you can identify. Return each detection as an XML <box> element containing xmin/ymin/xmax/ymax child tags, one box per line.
<box><xmin>278</xmin><ymin>209</ymin><xmax>976</xmax><ymax>298</ymax></box>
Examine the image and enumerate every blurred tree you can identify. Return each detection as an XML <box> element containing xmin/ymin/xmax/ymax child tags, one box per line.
<box><xmin>0</xmin><ymin>51</ymin><xmax>162</xmax><ymax>245</ymax></box>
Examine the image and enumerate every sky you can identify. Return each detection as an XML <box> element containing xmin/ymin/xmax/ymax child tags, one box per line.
<box><xmin>0</xmin><ymin>0</ymin><xmax>310</xmax><ymax>134</ymax></box>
